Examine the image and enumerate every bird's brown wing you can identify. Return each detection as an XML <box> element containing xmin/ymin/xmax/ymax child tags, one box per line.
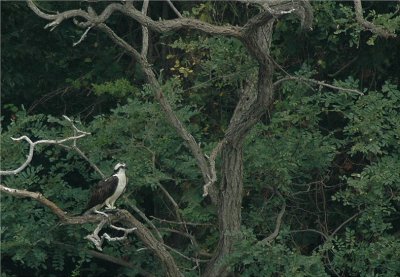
<box><xmin>86</xmin><ymin>176</ymin><xmax>118</xmax><ymax>210</ymax></box>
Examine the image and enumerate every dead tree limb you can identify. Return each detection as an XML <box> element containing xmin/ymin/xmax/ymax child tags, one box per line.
<box><xmin>0</xmin><ymin>115</ymin><xmax>90</xmax><ymax>176</ymax></box>
<box><xmin>25</xmin><ymin>1</ymin><xmax>314</xmax><ymax>276</ymax></box>
<box><xmin>141</xmin><ymin>0</ymin><xmax>150</xmax><ymax>57</ymax></box>
<box><xmin>354</xmin><ymin>0</ymin><xmax>397</xmax><ymax>39</ymax></box>
<box><xmin>273</xmin><ymin>76</ymin><xmax>365</xmax><ymax>96</ymax></box>
<box><xmin>0</xmin><ymin>184</ymin><xmax>183</xmax><ymax>277</ymax></box>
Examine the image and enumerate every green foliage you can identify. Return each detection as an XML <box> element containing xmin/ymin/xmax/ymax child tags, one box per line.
<box><xmin>226</xmin><ymin>229</ymin><xmax>329</xmax><ymax>277</ymax></box>
<box><xmin>330</xmin><ymin>233</ymin><xmax>400</xmax><ymax>276</ymax></box>
<box><xmin>2</xmin><ymin>1</ymin><xmax>399</xmax><ymax>276</ymax></box>
<box><xmin>92</xmin><ymin>78</ymin><xmax>140</xmax><ymax>98</ymax></box>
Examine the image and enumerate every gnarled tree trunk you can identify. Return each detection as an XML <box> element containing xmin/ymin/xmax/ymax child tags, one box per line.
<box><xmin>204</xmin><ymin>20</ymin><xmax>276</xmax><ymax>277</ymax></box>
<box><xmin>204</xmin><ymin>145</ymin><xmax>244</xmax><ymax>277</ymax></box>
<box><xmin>23</xmin><ymin>1</ymin><xmax>313</xmax><ymax>276</ymax></box>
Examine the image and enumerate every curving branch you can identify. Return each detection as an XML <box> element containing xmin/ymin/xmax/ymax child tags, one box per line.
<box><xmin>354</xmin><ymin>0</ymin><xmax>397</xmax><ymax>39</ymax></box>
<box><xmin>258</xmin><ymin>191</ymin><xmax>286</xmax><ymax>245</ymax></box>
<box><xmin>259</xmin><ymin>202</ymin><xmax>286</xmax><ymax>244</ymax></box>
<box><xmin>239</xmin><ymin>0</ymin><xmax>313</xmax><ymax>32</ymax></box>
<box><xmin>242</xmin><ymin>7</ymin><xmax>295</xmax><ymax>35</ymax></box>
<box><xmin>289</xmin><ymin>228</ymin><xmax>329</xmax><ymax>241</ymax></box>
<box><xmin>25</xmin><ymin>0</ymin><xmax>244</xmax><ymax>198</ymax></box>
<box><xmin>25</xmin><ymin>1</ymin><xmax>314</xmax><ymax>276</ymax></box>
<box><xmin>85</xmin><ymin>219</ymin><xmax>137</xmax><ymax>251</ymax></box>
<box><xmin>0</xmin><ymin>115</ymin><xmax>90</xmax><ymax>176</ymax></box>
<box><xmin>0</xmin><ymin>183</ymin><xmax>183</xmax><ymax>277</ymax></box>
<box><xmin>330</xmin><ymin>211</ymin><xmax>361</xmax><ymax>237</ymax></box>
<box><xmin>31</xmin><ymin>0</ymin><xmax>222</xmax><ymax>201</ymax></box>
<box><xmin>27</xmin><ymin>0</ymin><xmax>242</xmax><ymax>38</ymax></box>
<box><xmin>94</xmin><ymin>22</ymin><xmax>214</xmax><ymax>194</ymax></box>
<box><xmin>1</xmin><ymin>184</ymin><xmax>103</xmax><ymax>224</ymax></box>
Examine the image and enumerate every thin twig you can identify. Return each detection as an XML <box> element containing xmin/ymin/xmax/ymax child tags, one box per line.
<box><xmin>273</xmin><ymin>76</ymin><xmax>364</xmax><ymax>96</ymax></box>
<box><xmin>289</xmin><ymin>228</ymin><xmax>329</xmax><ymax>241</ymax></box>
<box><xmin>162</xmin><ymin>244</ymin><xmax>209</xmax><ymax>263</ymax></box>
<box><xmin>0</xmin><ymin>116</ymin><xmax>90</xmax><ymax>176</ymax></box>
<box><xmin>331</xmin><ymin>211</ymin><xmax>361</xmax><ymax>237</ymax></box>
<box><xmin>127</xmin><ymin>201</ymin><xmax>164</xmax><ymax>242</ymax></box>
<box><xmin>166</xmin><ymin>0</ymin><xmax>183</xmax><ymax>18</ymax></box>
<box><xmin>150</xmin><ymin>216</ymin><xmax>213</xmax><ymax>227</ymax></box>
<box><xmin>72</xmin><ymin>146</ymin><xmax>105</xmax><ymax>178</ymax></box>
<box><xmin>73</xmin><ymin>26</ymin><xmax>92</xmax><ymax>47</ymax></box>
<box><xmin>258</xmin><ymin>191</ymin><xmax>286</xmax><ymax>245</ymax></box>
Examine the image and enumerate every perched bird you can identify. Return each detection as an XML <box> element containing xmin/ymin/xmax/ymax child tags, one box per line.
<box><xmin>84</xmin><ymin>162</ymin><xmax>127</xmax><ymax>216</ymax></box>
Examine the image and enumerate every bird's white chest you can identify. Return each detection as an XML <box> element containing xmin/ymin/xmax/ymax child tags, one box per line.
<box><xmin>109</xmin><ymin>173</ymin><xmax>127</xmax><ymax>202</ymax></box>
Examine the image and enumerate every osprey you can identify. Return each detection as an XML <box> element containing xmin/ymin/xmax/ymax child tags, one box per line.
<box><xmin>84</xmin><ymin>162</ymin><xmax>127</xmax><ymax>216</ymax></box>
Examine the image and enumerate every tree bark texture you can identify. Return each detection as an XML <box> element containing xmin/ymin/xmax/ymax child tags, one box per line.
<box><xmin>204</xmin><ymin>145</ymin><xmax>243</xmax><ymax>277</ymax></box>
<box><xmin>22</xmin><ymin>2</ymin><xmax>314</xmax><ymax>276</ymax></box>
<box><xmin>204</xmin><ymin>22</ymin><xmax>275</xmax><ymax>277</ymax></box>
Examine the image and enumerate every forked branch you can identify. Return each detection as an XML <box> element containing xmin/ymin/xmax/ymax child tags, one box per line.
<box><xmin>0</xmin><ymin>184</ymin><xmax>182</xmax><ymax>276</ymax></box>
<box><xmin>85</xmin><ymin>219</ymin><xmax>137</xmax><ymax>251</ymax></box>
<box><xmin>27</xmin><ymin>0</ymin><xmax>242</xmax><ymax>38</ymax></box>
<box><xmin>0</xmin><ymin>115</ymin><xmax>90</xmax><ymax>176</ymax></box>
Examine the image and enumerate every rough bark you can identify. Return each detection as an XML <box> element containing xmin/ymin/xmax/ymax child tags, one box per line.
<box><xmin>353</xmin><ymin>0</ymin><xmax>396</xmax><ymax>39</ymax></box>
<box><xmin>204</xmin><ymin>145</ymin><xmax>244</xmax><ymax>277</ymax></box>
<box><xmin>119</xmin><ymin>210</ymin><xmax>184</xmax><ymax>277</ymax></box>
<box><xmin>0</xmin><ymin>184</ymin><xmax>183</xmax><ymax>277</ymax></box>
<box><xmin>21</xmin><ymin>1</ymin><xmax>313</xmax><ymax>276</ymax></box>
<box><xmin>204</xmin><ymin>19</ymin><xmax>276</xmax><ymax>276</ymax></box>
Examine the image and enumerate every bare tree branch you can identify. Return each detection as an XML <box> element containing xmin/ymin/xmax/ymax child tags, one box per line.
<box><xmin>273</xmin><ymin>76</ymin><xmax>365</xmax><ymax>96</ymax></box>
<box><xmin>150</xmin><ymin>216</ymin><xmax>213</xmax><ymax>227</ymax></box>
<box><xmin>55</xmin><ymin>241</ymin><xmax>155</xmax><ymax>276</ymax></box>
<box><xmin>72</xmin><ymin>145</ymin><xmax>105</xmax><ymax>179</ymax></box>
<box><xmin>258</xmin><ymin>191</ymin><xmax>286</xmax><ymax>245</ymax></box>
<box><xmin>85</xmin><ymin>219</ymin><xmax>137</xmax><ymax>251</ymax></box>
<box><xmin>0</xmin><ymin>115</ymin><xmax>90</xmax><ymax>176</ymax></box>
<box><xmin>73</xmin><ymin>26</ymin><xmax>92</xmax><ymax>47</ymax></box>
<box><xmin>27</xmin><ymin>0</ymin><xmax>242</xmax><ymax>38</ymax></box>
<box><xmin>354</xmin><ymin>0</ymin><xmax>397</xmax><ymax>39</ymax></box>
<box><xmin>126</xmin><ymin>200</ymin><xmax>164</xmax><ymax>243</ymax></box>
<box><xmin>0</xmin><ymin>184</ymin><xmax>108</xmax><ymax>224</ymax></box>
<box><xmin>166</xmin><ymin>0</ymin><xmax>183</xmax><ymax>18</ymax></box>
<box><xmin>94</xmin><ymin>23</ymin><xmax>214</xmax><ymax>191</ymax></box>
<box><xmin>141</xmin><ymin>0</ymin><xmax>150</xmax><ymax>57</ymax></box>
<box><xmin>0</xmin><ymin>183</ymin><xmax>183</xmax><ymax>277</ymax></box>
<box><xmin>162</xmin><ymin>243</ymin><xmax>209</xmax><ymax>263</ymax></box>
<box><xmin>85</xmin><ymin>219</ymin><xmax>109</xmax><ymax>251</ymax></box>
<box><xmin>243</xmin><ymin>7</ymin><xmax>295</xmax><ymax>35</ymax></box>
<box><xmin>202</xmin><ymin>140</ymin><xmax>225</xmax><ymax>199</ymax></box>
<box><xmin>289</xmin><ymin>228</ymin><xmax>329</xmax><ymax>241</ymax></box>
<box><xmin>331</xmin><ymin>211</ymin><xmax>361</xmax><ymax>237</ymax></box>
<box><xmin>160</xmin><ymin>227</ymin><xmax>213</xmax><ymax>261</ymax></box>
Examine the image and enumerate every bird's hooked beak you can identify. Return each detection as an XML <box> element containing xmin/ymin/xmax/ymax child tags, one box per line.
<box><xmin>114</xmin><ymin>162</ymin><xmax>127</xmax><ymax>172</ymax></box>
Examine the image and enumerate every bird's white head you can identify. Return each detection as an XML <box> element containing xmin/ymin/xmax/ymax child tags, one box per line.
<box><xmin>114</xmin><ymin>162</ymin><xmax>127</xmax><ymax>173</ymax></box>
